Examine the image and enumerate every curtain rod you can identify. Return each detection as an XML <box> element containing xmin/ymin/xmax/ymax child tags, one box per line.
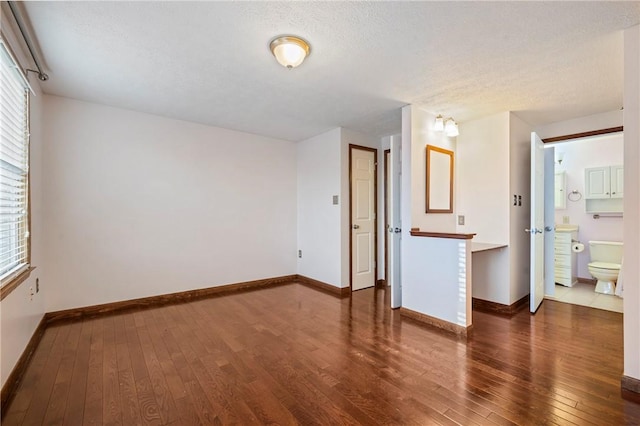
<box><xmin>7</xmin><ymin>1</ymin><xmax>48</xmax><ymax>81</ymax></box>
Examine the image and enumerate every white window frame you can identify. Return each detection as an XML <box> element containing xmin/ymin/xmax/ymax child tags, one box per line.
<box><xmin>0</xmin><ymin>33</ymin><xmax>32</xmax><ymax>292</ymax></box>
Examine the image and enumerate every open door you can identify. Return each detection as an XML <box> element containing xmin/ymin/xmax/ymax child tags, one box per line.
<box><xmin>529</xmin><ymin>132</ymin><xmax>545</xmax><ymax>312</ymax></box>
<box><xmin>389</xmin><ymin>136</ymin><xmax>402</xmax><ymax>308</ymax></box>
<box><xmin>543</xmin><ymin>147</ymin><xmax>556</xmax><ymax>297</ymax></box>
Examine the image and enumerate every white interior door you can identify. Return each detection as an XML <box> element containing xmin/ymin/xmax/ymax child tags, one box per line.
<box><xmin>543</xmin><ymin>148</ymin><xmax>556</xmax><ymax>297</ymax></box>
<box><xmin>389</xmin><ymin>137</ymin><xmax>402</xmax><ymax>308</ymax></box>
<box><xmin>385</xmin><ymin>150</ymin><xmax>391</xmax><ymax>285</ymax></box>
<box><xmin>530</xmin><ymin>132</ymin><xmax>545</xmax><ymax>312</ymax></box>
<box><xmin>351</xmin><ymin>147</ymin><xmax>376</xmax><ymax>291</ymax></box>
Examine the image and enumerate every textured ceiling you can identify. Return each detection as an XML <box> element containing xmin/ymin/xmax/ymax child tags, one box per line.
<box><xmin>21</xmin><ymin>1</ymin><xmax>640</xmax><ymax>142</ymax></box>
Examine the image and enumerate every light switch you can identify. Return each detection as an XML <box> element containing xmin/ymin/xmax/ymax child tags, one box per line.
<box><xmin>332</xmin><ymin>195</ymin><xmax>339</xmax><ymax>205</ymax></box>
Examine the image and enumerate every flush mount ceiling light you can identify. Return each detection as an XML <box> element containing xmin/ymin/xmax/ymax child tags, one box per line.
<box><xmin>270</xmin><ymin>35</ymin><xmax>311</xmax><ymax>69</ymax></box>
<box><xmin>434</xmin><ymin>115</ymin><xmax>459</xmax><ymax>137</ymax></box>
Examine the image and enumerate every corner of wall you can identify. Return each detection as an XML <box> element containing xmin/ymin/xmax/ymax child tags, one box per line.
<box><xmin>0</xmin><ymin>17</ymin><xmax>47</xmax><ymax>389</ymax></box>
<box><xmin>623</xmin><ymin>24</ymin><xmax>640</xmax><ymax>380</ymax></box>
<box><xmin>508</xmin><ymin>113</ymin><xmax>533</xmax><ymax>303</ymax></box>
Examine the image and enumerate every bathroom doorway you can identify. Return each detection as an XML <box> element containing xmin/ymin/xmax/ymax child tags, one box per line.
<box><xmin>543</xmin><ymin>130</ymin><xmax>624</xmax><ymax>313</ymax></box>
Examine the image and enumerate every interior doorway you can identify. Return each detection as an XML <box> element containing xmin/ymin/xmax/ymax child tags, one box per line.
<box><xmin>541</xmin><ymin>130</ymin><xmax>624</xmax><ymax>313</ymax></box>
<box><xmin>349</xmin><ymin>145</ymin><xmax>377</xmax><ymax>291</ymax></box>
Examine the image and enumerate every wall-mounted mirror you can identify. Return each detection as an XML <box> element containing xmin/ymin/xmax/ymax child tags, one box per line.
<box><xmin>426</xmin><ymin>145</ymin><xmax>454</xmax><ymax>213</ymax></box>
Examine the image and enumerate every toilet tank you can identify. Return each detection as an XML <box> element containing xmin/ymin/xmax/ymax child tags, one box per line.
<box><xmin>589</xmin><ymin>241</ymin><xmax>623</xmax><ymax>263</ymax></box>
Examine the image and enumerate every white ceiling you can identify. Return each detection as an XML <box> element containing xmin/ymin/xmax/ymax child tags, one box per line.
<box><xmin>21</xmin><ymin>1</ymin><xmax>640</xmax><ymax>142</ymax></box>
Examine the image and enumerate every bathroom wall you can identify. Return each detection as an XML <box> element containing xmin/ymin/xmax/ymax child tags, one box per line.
<box><xmin>549</xmin><ymin>133</ymin><xmax>624</xmax><ymax>278</ymax></box>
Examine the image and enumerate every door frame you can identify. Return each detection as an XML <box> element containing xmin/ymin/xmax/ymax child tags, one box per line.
<box><xmin>530</xmin><ymin>131</ymin><xmax>545</xmax><ymax>313</ymax></box>
<box><xmin>349</xmin><ymin>144</ymin><xmax>378</xmax><ymax>290</ymax></box>
<box><xmin>542</xmin><ymin>127</ymin><xmax>624</xmax><ymax>308</ymax></box>
<box><xmin>384</xmin><ymin>149</ymin><xmax>390</xmax><ymax>286</ymax></box>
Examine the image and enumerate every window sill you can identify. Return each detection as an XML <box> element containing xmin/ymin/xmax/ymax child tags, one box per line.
<box><xmin>0</xmin><ymin>266</ymin><xmax>36</xmax><ymax>301</ymax></box>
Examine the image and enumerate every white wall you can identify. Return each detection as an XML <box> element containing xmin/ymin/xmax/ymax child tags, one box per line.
<box><xmin>0</xmin><ymin>10</ymin><xmax>46</xmax><ymax>388</ymax></box>
<box><xmin>42</xmin><ymin>96</ymin><xmax>297</xmax><ymax>312</ymax></box>
<box><xmin>550</xmin><ymin>134</ymin><xmax>624</xmax><ymax>278</ymax></box>
<box><xmin>509</xmin><ymin>113</ymin><xmax>533</xmax><ymax>303</ymax></box>
<box><xmin>456</xmin><ymin>112</ymin><xmax>531</xmax><ymax>305</ymax></box>
<box><xmin>410</xmin><ymin>107</ymin><xmax>456</xmax><ymax>232</ymax></box>
<box><xmin>471</xmin><ymin>248</ymin><xmax>509</xmax><ymax>304</ymax></box>
<box><xmin>400</xmin><ymin>105</ymin><xmax>471</xmax><ymax>327</ymax></box>
<box><xmin>297</xmin><ymin>128</ymin><xmax>343</xmax><ymax>286</ymax></box>
<box><xmin>623</xmin><ymin>24</ymin><xmax>640</xmax><ymax>382</ymax></box>
<box><xmin>457</xmin><ymin>112</ymin><xmax>510</xmax><ymax>305</ymax></box>
<box><xmin>456</xmin><ymin>112</ymin><xmax>510</xmax><ymax>243</ymax></box>
<box><xmin>296</xmin><ymin>126</ymin><xmax>385</xmax><ymax>289</ymax></box>
<box><xmin>340</xmin><ymin>129</ymin><xmax>382</xmax><ymax>287</ymax></box>
<box><xmin>535</xmin><ymin>110</ymin><xmax>623</xmax><ymax>140</ymax></box>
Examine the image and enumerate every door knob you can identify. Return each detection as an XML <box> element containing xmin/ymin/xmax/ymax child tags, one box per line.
<box><xmin>394</xmin><ymin>228</ymin><xmax>401</xmax><ymax>233</ymax></box>
<box><xmin>525</xmin><ymin>228</ymin><xmax>543</xmax><ymax>234</ymax></box>
<box><xmin>353</xmin><ymin>224</ymin><xmax>360</xmax><ymax>229</ymax></box>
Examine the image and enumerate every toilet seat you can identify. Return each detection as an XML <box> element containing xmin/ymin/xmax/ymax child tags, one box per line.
<box><xmin>588</xmin><ymin>262</ymin><xmax>621</xmax><ymax>271</ymax></box>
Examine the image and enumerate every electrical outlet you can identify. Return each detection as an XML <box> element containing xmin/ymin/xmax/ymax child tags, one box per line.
<box><xmin>457</xmin><ymin>215</ymin><xmax>465</xmax><ymax>225</ymax></box>
<box><xmin>29</xmin><ymin>286</ymin><xmax>34</xmax><ymax>301</ymax></box>
<box><xmin>298</xmin><ymin>249</ymin><xmax>302</xmax><ymax>258</ymax></box>
<box><xmin>563</xmin><ymin>216</ymin><xmax>570</xmax><ymax>224</ymax></box>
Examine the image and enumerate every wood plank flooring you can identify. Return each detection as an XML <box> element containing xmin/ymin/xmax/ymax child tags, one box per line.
<box><xmin>3</xmin><ymin>283</ymin><xmax>640</xmax><ymax>425</ymax></box>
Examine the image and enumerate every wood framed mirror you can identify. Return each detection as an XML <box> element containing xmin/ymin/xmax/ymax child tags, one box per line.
<box><xmin>426</xmin><ymin>145</ymin><xmax>454</xmax><ymax>213</ymax></box>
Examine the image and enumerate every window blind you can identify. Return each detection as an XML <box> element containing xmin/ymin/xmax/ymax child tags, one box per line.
<box><xmin>0</xmin><ymin>39</ymin><xmax>30</xmax><ymax>284</ymax></box>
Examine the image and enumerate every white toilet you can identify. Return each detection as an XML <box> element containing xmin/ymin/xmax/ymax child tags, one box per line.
<box><xmin>588</xmin><ymin>241</ymin><xmax>623</xmax><ymax>295</ymax></box>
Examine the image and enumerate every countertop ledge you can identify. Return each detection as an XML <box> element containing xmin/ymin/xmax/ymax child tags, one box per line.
<box><xmin>409</xmin><ymin>229</ymin><xmax>476</xmax><ymax>240</ymax></box>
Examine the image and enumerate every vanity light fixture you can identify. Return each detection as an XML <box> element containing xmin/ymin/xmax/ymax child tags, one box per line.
<box><xmin>445</xmin><ymin>118</ymin><xmax>459</xmax><ymax>137</ymax></box>
<box><xmin>269</xmin><ymin>35</ymin><xmax>311</xmax><ymax>69</ymax></box>
<box><xmin>434</xmin><ymin>115</ymin><xmax>444</xmax><ymax>132</ymax></box>
<box><xmin>434</xmin><ymin>115</ymin><xmax>459</xmax><ymax>137</ymax></box>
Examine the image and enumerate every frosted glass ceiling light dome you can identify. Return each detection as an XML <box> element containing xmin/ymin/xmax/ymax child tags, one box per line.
<box><xmin>270</xmin><ymin>36</ymin><xmax>311</xmax><ymax>69</ymax></box>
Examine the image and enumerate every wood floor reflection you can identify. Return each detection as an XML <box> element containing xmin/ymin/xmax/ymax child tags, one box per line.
<box><xmin>3</xmin><ymin>283</ymin><xmax>640</xmax><ymax>425</ymax></box>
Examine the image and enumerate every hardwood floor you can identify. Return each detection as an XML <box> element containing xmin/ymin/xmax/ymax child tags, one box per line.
<box><xmin>3</xmin><ymin>283</ymin><xmax>640</xmax><ymax>425</ymax></box>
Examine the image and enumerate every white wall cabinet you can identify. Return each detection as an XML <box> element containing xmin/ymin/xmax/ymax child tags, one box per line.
<box><xmin>610</xmin><ymin>165</ymin><xmax>624</xmax><ymax>198</ymax></box>
<box><xmin>584</xmin><ymin>165</ymin><xmax>624</xmax><ymax>214</ymax></box>
<box><xmin>585</xmin><ymin>165</ymin><xmax>623</xmax><ymax>199</ymax></box>
<box><xmin>555</xmin><ymin>171</ymin><xmax>566</xmax><ymax>209</ymax></box>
